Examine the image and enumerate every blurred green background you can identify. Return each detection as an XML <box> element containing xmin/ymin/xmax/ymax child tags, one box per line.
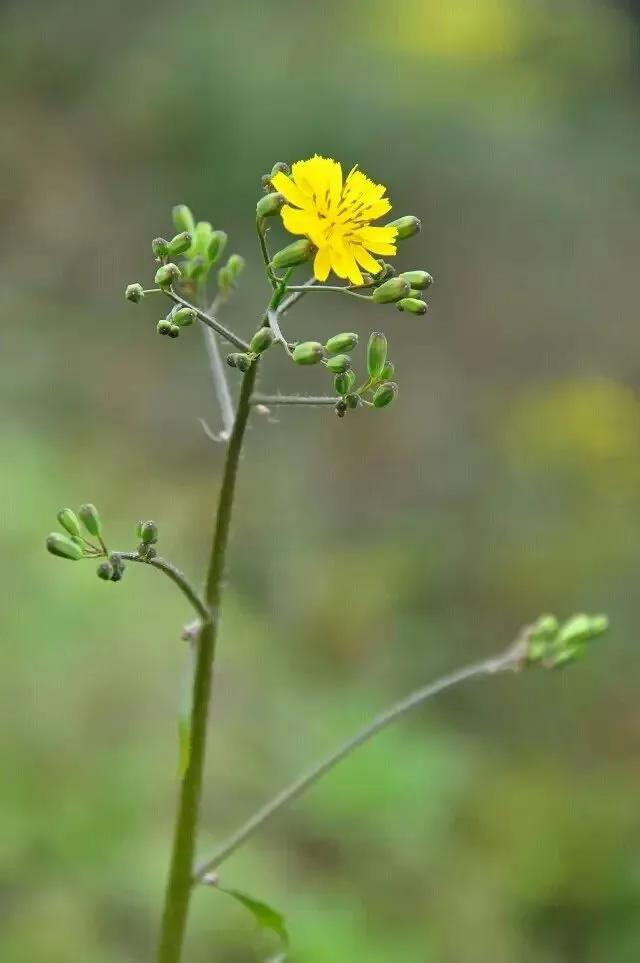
<box><xmin>3</xmin><ymin>0</ymin><xmax>640</xmax><ymax>960</ymax></box>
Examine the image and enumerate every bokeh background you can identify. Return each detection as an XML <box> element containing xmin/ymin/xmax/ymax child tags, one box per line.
<box><xmin>3</xmin><ymin>1</ymin><xmax>640</xmax><ymax>960</ymax></box>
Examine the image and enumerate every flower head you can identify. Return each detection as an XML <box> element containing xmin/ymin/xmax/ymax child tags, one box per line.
<box><xmin>271</xmin><ymin>156</ymin><xmax>398</xmax><ymax>286</ymax></box>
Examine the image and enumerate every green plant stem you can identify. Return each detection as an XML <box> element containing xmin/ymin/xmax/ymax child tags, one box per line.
<box><xmin>167</xmin><ymin>288</ymin><xmax>250</xmax><ymax>351</ymax></box>
<box><xmin>192</xmin><ymin>635</ymin><xmax>528</xmax><ymax>881</ymax></box>
<box><xmin>250</xmin><ymin>394</ymin><xmax>339</xmax><ymax>406</ymax></box>
<box><xmin>155</xmin><ymin>361</ymin><xmax>259</xmax><ymax>963</ymax></box>
<box><xmin>256</xmin><ymin>218</ymin><xmax>277</xmax><ymax>288</ymax></box>
<box><xmin>285</xmin><ymin>284</ymin><xmax>372</xmax><ymax>302</ymax></box>
<box><xmin>119</xmin><ymin>554</ymin><xmax>210</xmax><ymax>624</ymax></box>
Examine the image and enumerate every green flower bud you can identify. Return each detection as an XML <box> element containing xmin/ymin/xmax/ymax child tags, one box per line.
<box><xmin>227</xmin><ymin>254</ymin><xmax>245</xmax><ymax>278</ymax></box>
<box><xmin>397</xmin><ymin>297</ymin><xmax>428</xmax><ymax>315</ymax></box>
<box><xmin>140</xmin><ymin>520</ymin><xmax>158</xmax><ymax>545</ymax></box>
<box><xmin>380</xmin><ymin>360</ymin><xmax>395</xmax><ymax>381</ymax></box>
<box><xmin>155</xmin><ymin>263</ymin><xmax>182</xmax><ymax>288</ymax></box>
<box><xmin>292</xmin><ymin>341</ymin><xmax>324</xmax><ymax>365</ymax></box>
<box><xmin>97</xmin><ymin>561</ymin><xmax>112</xmax><ymax>580</ymax></box>
<box><xmin>168</xmin><ymin>325</ymin><xmax>180</xmax><ymax>339</ymax></box>
<box><xmin>168</xmin><ymin>232</ymin><xmax>193</xmax><ymax>257</ymax></box>
<box><xmin>400</xmin><ymin>270</ymin><xmax>433</xmax><ymax>290</ymax></box>
<box><xmin>152</xmin><ymin>237</ymin><xmax>170</xmax><ymax>259</ymax></box>
<box><xmin>345</xmin><ymin>393</ymin><xmax>359</xmax><ymax>409</ymax></box>
<box><xmin>57</xmin><ymin>508</ymin><xmax>82</xmax><ymax>538</ymax></box>
<box><xmin>388</xmin><ymin>215</ymin><xmax>422</xmax><ymax>239</ymax></box>
<box><xmin>191</xmin><ymin>221</ymin><xmax>214</xmax><ymax>256</ymax></box>
<box><xmin>371</xmin><ymin>277</ymin><xmax>410</xmax><ymax>304</ymax></box>
<box><xmin>325</xmin><ymin>332</ymin><xmax>358</xmax><ymax>354</ymax></box>
<box><xmin>335</xmin><ymin>370</ymin><xmax>356</xmax><ymax>395</ymax></box>
<box><xmin>325</xmin><ymin>354</ymin><xmax>352</xmax><ymax>375</ymax></box>
<box><xmin>367</xmin><ymin>332</ymin><xmax>388</xmax><ymax>380</ymax></box>
<box><xmin>335</xmin><ymin>399</ymin><xmax>347</xmax><ymax>419</ymax></box>
<box><xmin>270</xmin><ymin>239</ymin><xmax>314</xmax><ymax>271</ymax></box>
<box><xmin>207</xmin><ymin>230</ymin><xmax>227</xmax><ymax>264</ymax></box>
<box><xmin>226</xmin><ymin>353</ymin><xmax>252</xmax><ymax>372</ymax></box>
<box><xmin>271</xmin><ymin>161</ymin><xmax>290</xmax><ymax>177</ymax></box>
<box><xmin>250</xmin><ymin>327</ymin><xmax>274</xmax><ymax>354</ymax></box>
<box><xmin>187</xmin><ymin>255</ymin><xmax>208</xmax><ymax>280</ymax></box>
<box><xmin>257</xmin><ymin>192</ymin><xmax>285</xmax><ymax>219</ymax></box>
<box><xmin>529</xmin><ymin>614</ymin><xmax>560</xmax><ymax>642</ymax></box>
<box><xmin>557</xmin><ymin>613</ymin><xmax>609</xmax><ymax>647</ymax></box>
<box><xmin>376</xmin><ymin>261</ymin><xmax>396</xmax><ymax>282</ymax></box>
<box><xmin>109</xmin><ymin>552</ymin><xmax>125</xmax><ymax>582</ymax></box>
<box><xmin>157</xmin><ymin>319</ymin><xmax>172</xmax><ymax>336</ymax></box>
<box><xmin>79</xmin><ymin>503</ymin><xmax>103</xmax><ymax>538</ymax></box>
<box><xmin>172</xmin><ymin>307</ymin><xmax>196</xmax><ymax>326</ymax></box>
<box><xmin>125</xmin><ymin>283</ymin><xmax>144</xmax><ymax>303</ymax></box>
<box><xmin>373</xmin><ymin>382</ymin><xmax>398</xmax><ymax>409</ymax></box>
<box><xmin>172</xmin><ymin>204</ymin><xmax>195</xmax><ymax>235</ymax></box>
<box><xmin>46</xmin><ymin>532</ymin><xmax>84</xmax><ymax>561</ymax></box>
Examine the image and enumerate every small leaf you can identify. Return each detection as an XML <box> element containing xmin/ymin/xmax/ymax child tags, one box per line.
<box><xmin>217</xmin><ymin>885</ymin><xmax>290</xmax><ymax>948</ymax></box>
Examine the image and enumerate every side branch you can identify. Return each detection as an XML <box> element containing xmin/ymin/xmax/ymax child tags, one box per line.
<box><xmin>250</xmin><ymin>394</ymin><xmax>339</xmax><ymax>407</ymax></box>
<box><xmin>120</xmin><ymin>553</ymin><xmax>211</xmax><ymax>624</ymax></box>
<box><xmin>167</xmin><ymin>289</ymin><xmax>250</xmax><ymax>352</ymax></box>
<box><xmin>193</xmin><ymin>634</ymin><xmax>528</xmax><ymax>881</ymax></box>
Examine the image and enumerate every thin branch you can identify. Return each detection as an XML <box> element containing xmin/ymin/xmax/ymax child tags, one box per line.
<box><xmin>277</xmin><ymin>277</ymin><xmax>317</xmax><ymax>314</ymax></box>
<box><xmin>250</xmin><ymin>394</ymin><xmax>339</xmax><ymax>407</ymax></box>
<box><xmin>167</xmin><ymin>289</ymin><xmax>250</xmax><ymax>352</ymax></box>
<box><xmin>200</xmin><ymin>323</ymin><xmax>235</xmax><ymax>442</ymax></box>
<box><xmin>285</xmin><ymin>285</ymin><xmax>372</xmax><ymax>302</ymax></box>
<box><xmin>119</xmin><ymin>553</ymin><xmax>211</xmax><ymax>624</ymax></box>
<box><xmin>266</xmin><ymin>308</ymin><xmax>293</xmax><ymax>357</ymax></box>
<box><xmin>192</xmin><ymin>634</ymin><xmax>528</xmax><ymax>881</ymax></box>
<box><xmin>256</xmin><ymin>218</ymin><xmax>277</xmax><ymax>288</ymax></box>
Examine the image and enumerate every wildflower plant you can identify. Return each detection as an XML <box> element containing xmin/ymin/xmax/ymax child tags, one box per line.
<box><xmin>46</xmin><ymin>156</ymin><xmax>610</xmax><ymax>962</ymax></box>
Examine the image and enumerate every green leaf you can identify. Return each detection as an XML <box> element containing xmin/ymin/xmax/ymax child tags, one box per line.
<box><xmin>217</xmin><ymin>885</ymin><xmax>290</xmax><ymax>949</ymax></box>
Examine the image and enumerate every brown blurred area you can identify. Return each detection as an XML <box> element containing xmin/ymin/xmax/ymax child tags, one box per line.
<box><xmin>2</xmin><ymin>1</ymin><xmax>640</xmax><ymax>960</ymax></box>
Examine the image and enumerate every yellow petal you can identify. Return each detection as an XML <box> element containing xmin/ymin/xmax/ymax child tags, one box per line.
<box><xmin>342</xmin><ymin>243</ymin><xmax>364</xmax><ymax>286</ymax></box>
<box><xmin>281</xmin><ymin>205</ymin><xmax>310</xmax><ymax>236</ymax></box>
<box><xmin>271</xmin><ymin>171</ymin><xmax>311</xmax><ymax>210</ymax></box>
<box><xmin>352</xmin><ymin>244</ymin><xmax>383</xmax><ymax>275</ymax></box>
<box><xmin>313</xmin><ymin>247</ymin><xmax>331</xmax><ymax>282</ymax></box>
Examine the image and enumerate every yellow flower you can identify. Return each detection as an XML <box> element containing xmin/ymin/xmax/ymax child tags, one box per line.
<box><xmin>271</xmin><ymin>155</ymin><xmax>398</xmax><ymax>286</ymax></box>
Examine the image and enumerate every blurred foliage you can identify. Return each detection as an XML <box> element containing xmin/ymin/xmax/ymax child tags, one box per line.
<box><xmin>2</xmin><ymin>0</ymin><xmax>640</xmax><ymax>960</ymax></box>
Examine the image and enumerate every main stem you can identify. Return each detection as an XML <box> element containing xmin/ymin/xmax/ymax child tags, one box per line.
<box><xmin>155</xmin><ymin>361</ymin><xmax>258</xmax><ymax>963</ymax></box>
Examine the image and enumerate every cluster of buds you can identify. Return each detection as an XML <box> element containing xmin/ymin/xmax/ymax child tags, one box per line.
<box><xmin>125</xmin><ymin>203</ymin><xmax>245</xmax><ymax>341</ymax></box>
<box><xmin>46</xmin><ymin>504</ymin><xmax>125</xmax><ymax>582</ymax></box>
<box><xmin>371</xmin><ymin>267</ymin><xmax>433</xmax><ymax>316</ymax></box>
<box><xmin>526</xmin><ymin>613</ymin><xmax>609</xmax><ymax>668</ymax></box>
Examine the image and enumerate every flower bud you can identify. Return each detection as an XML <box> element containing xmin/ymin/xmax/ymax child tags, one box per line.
<box><xmin>226</xmin><ymin>352</ymin><xmax>252</xmax><ymax>372</ymax></box>
<box><xmin>78</xmin><ymin>503</ymin><xmax>103</xmax><ymax>538</ymax></box>
<box><xmin>270</xmin><ymin>239</ymin><xmax>314</xmax><ymax>271</ymax></box>
<box><xmin>325</xmin><ymin>354</ymin><xmax>351</xmax><ymax>375</ymax></box>
<box><xmin>109</xmin><ymin>552</ymin><xmax>125</xmax><ymax>582</ymax></box>
<box><xmin>325</xmin><ymin>332</ymin><xmax>358</xmax><ymax>354</ymax></box>
<box><xmin>371</xmin><ymin>277</ymin><xmax>410</xmax><ymax>304</ymax></box>
<box><xmin>191</xmin><ymin>221</ymin><xmax>213</xmax><ymax>256</ymax></box>
<box><xmin>157</xmin><ymin>319</ymin><xmax>172</xmax><ymax>336</ymax></box>
<box><xmin>172</xmin><ymin>307</ymin><xmax>196</xmax><ymax>326</ymax></box>
<box><xmin>400</xmin><ymin>270</ymin><xmax>433</xmax><ymax>290</ymax></box>
<box><xmin>152</xmin><ymin>237</ymin><xmax>170</xmax><ymax>259</ymax></box>
<box><xmin>376</xmin><ymin>261</ymin><xmax>396</xmax><ymax>282</ymax></box>
<box><xmin>292</xmin><ymin>341</ymin><xmax>324</xmax><ymax>365</ymax></box>
<box><xmin>345</xmin><ymin>393</ymin><xmax>359</xmax><ymax>409</ymax></box>
<box><xmin>168</xmin><ymin>232</ymin><xmax>193</xmax><ymax>257</ymax></box>
<box><xmin>97</xmin><ymin>561</ymin><xmax>112</xmax><ymax>580</ymax></box>
<box><xmin>367</xmin><ymin>332</ymin><xmax>388</xmax><ymax>380</ymax></box>
<box><xmin>125</xmin><ymin>283</ymin><xmax>145</xmax><ymax>303</ymax></box>
<box><xmin>250</xmin><ymin>327</ymin><xmax>274</xmax><ymax>354</ymax></box>
<box><xmin>380</xmin><ymin>360</ymin><xmax>395</xmax><ymax>381</ymax></box>
<box><xmin>557</xmin><ymin>613</ymin><xmax>609</xmax><ymax>647</ymax></box>
<box><xmin>397</xmin><ymin>297</ymin><xmax>428</xmax><ymax>315</ymax></box>
<box><xmin>46</xmin><ymin>532</ymin><xmax>84</xmax><ymax>560</ymax></box>
<box><xmin>140</xmin><ymin>520</ymin><xmax>158</xmax><ymax>545</ymax></box>
<box><xmin>388</xmin><ymin>215</ymin><xmax>422</xmax><ymax>239</ymax></box>
<box><xmin>57</xmin><ymin>508</ymin><xmax>82</xmax><ymax>538</ymax></box>
<box><xmin>257</xmin><ymin>192</ymin><xmax>285</xmax><ymax>219</ymax></box>
<box><xmin>335</xmin><ymin>399</ymin><xmax>347</xmax><ymax>418</ymax></box>
<box><xmin>335</xmin><ymin>370</ymin><xmax>356</xmax><ymax>396</ymax></box>
<box><xmin>372</xmin><ymin>381</ymin><xmax>398</xmax><ymax>409</ymax></box>
<box><xmin>207</xmin><ymin>230</ymin><xmax>227</xmax><ymax>264</ymax></box>
<box><xmin>226</xmin><ymin>254</ymin><xmax>245</xmax><ymax>279</ymax></box>
<box><xmin>168</xmin><ymin>325</ymin><xmax>181</xmax><ymax>339</ymax></box>
<box><xmin>187</xmin><ymin>256</ymin><xmax>208</xmax><ymax>280</ymax></box>
<box><xmin>172</xmin><ymin>204</ymin><xmax>195</xmax><ymax>235</ymax></box>
<box><xmin>271</xmin><ymin>161</ymin><xmax>290</xmax><ymax>177</ymax></box>
<box><xmin>155</xmin><ymin>263</ymin><xmax>182</xmax><ymax>288</ymax></box>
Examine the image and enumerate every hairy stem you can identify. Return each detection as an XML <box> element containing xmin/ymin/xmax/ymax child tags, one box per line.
<box><xmin>120</xmin><ymin>553</ymin><xmax>210</xmax><ymax>624</ymax></box>
<box><xmin>193</xmin><ymin>636</ymin><xmax>527</xmax><ymax>881</ymax></box>
<box><xmin>250</xmin><ymin>394</ymin><xmax>339</xmax><ymax>406</ymax></box>
<box><xmin>167</xmin><ymin>288</ymin><xmax>250</xmax><ymax>351</ymax></box>
<box><xmin>155</xmin><ymin>361</ymin><xmax>258</xmax><ymax>963</ymax></box>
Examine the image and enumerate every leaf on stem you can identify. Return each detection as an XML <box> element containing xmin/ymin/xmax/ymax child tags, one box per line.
<box><xmin>214</xmin><ymin>884</ymin><xmax>290</xmax><ymax>951</ymax></box>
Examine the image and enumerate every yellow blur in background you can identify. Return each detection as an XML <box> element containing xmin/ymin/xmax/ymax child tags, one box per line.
<box><xmin>2</xmin><ymin>0</ymin><xmax>640</xmax><ymax>960</ymax></box>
